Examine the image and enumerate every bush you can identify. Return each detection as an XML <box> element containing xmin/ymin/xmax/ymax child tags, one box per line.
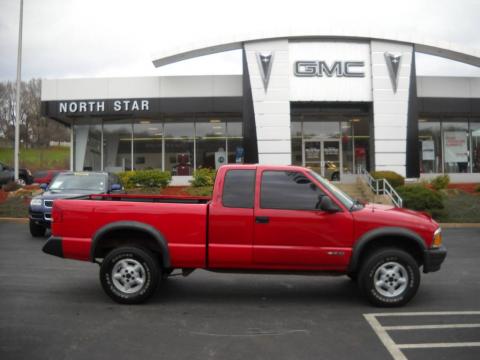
<box><xmin>430</xmin><ymin>175</ymin><xmax>450</xmax><ymax>191</ymax></box>
<box><xmin>396</xmin><ymin>184</ymin><xmax>444</xmax><ymax>217</ymax></box>
<box><xmin>371</xmin><ymin>171</ymin><xmax>405</xmax><ymax>188</ymax></box>
<box><xmin>2</xmin><ymin>181</ymin><xmax>21</xmax><ymax>192</ymax></box>
<box><xmin>190</xmin><ymin>168</ymin><xmax>216</xmax><ymax>187</ymax></box>
<box><xmin>118</xmin><ymin>170</ymin><xmax>171</xmax><ymax>189</ymax></box>
<box><xmin>475</xmin><ymin>184</ymin><xmax>480</xmax><ymax>193</ymax></box>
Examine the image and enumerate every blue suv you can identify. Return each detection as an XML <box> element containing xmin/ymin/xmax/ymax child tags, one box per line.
<box><xmin>29</xmin><ymin>172</ymin><xmax>123</xmax><ymax>237</ymax></box>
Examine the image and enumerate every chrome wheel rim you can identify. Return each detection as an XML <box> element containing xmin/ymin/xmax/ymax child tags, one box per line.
<box><xmin>16</xmin><ymin>178</ymin><xmax>26</xmax><ymax>186</ymax></box>
<box><xmin>111</xmin><ymin>259</ymin><xmax>146</xmax><ymax>294</ymax></box>
<box><xmin>374</xmin><ymin>261</ymin><xmax>408</xmax><ymax>298</ymax></box>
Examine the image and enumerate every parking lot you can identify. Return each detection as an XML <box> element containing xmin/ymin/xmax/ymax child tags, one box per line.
<box><xmin>0</xmin><ymin>221</ymin><xmax>479</xmax><ymax>360</ymax></box>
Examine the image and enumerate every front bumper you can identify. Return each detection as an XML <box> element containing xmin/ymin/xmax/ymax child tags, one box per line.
<box><xmin>42</xmin><ymin>236</ymin><xmax>63</xmax><ymax>258</ymax></box>
<box><xmin>423</xmin><ymin>245</ymin><xmax>447</xmax><ymax>273</ymax></box>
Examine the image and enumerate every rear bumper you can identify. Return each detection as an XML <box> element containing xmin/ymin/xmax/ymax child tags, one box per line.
<box><xmin>42</xmin><ymin>236</ymin><xmax>63</xmax><ymax>258</ymax></box>
<box><xmin>423</xmin><ymin>246</ymin><xmax>447</xmax><ymax>273</ymax></box>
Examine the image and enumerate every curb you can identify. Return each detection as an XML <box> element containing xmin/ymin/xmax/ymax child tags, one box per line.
<box><xmin>439</xmin><ymin>223</ymin><xmax>480</xmax><ymax>228</ymax></box>
<box><xmin>0</xmin><ymin>217</ymin><xmax>29</xmax><ymax>223</ymax></box>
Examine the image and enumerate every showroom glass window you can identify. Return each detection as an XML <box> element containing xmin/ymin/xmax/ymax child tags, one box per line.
<box><xmin>471</xmin><ymin>119</ymin><xmax>480</xmax><ymax>173</ymax></box>
<box><xmin>418</xmin><ymin>119</ymin><xmax>442</xmax><ymax>173</ymax></box>
<box><xmin>133</xmin><ymin>120</ymin><xmax>163</xmax><ymax>170</ymax></box>
<box><xmin>226</xmin><ymin>118</ymin><xmax>244</xmax><ymax>164</ymax></box>
<box><xmin>73</xmin><ymin>119</ymin><xmax>102</xmax><ymax>171</ymax></box>
<box><xmin>164</xmin><ymin>119</ymin><xmax>195</xmax><ymax>175</ymax></box>
<box><xmin>291</xmin><ymin>117</ymin><xmax>302</xmax><ymax>166</ymax></box>
<box><xmin>196</xmin><ymin>119</ymin><xmax>227</xmax><ymax>170</ymax></box>
<box><xmin>260</xmin><ymin>171</ymin><xmax>326</xmax><ymax>210</ymax></box>
<box><xmin>103</xmin><ymin>121</ymin><xmax>133</xmax><ymax>172</ymax></box>
<box><xmin>443</xmin><ymin>120</ymin><xmax>469</xmax><ymax>173</ymax></box>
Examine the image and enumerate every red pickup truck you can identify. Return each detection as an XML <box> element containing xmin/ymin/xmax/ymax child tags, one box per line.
<box><xmin>43</xmin><ymin>164</ymin><xmax>446</xmax><ymax>306</ymax></box>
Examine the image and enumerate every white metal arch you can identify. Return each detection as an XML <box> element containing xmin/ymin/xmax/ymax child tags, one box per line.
<box><xmin>151</xmin><ymin>29</ymin><xmax>480</xmax><ymax>68</ymax></box>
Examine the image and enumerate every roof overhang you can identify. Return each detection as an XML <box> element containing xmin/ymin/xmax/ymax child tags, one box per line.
<box><xmin>152</xmin><ymin>31</ymin><xmax>480</xmax><ymax>68</ymax></box>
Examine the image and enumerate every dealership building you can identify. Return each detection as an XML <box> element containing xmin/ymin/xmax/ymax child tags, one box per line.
<box><xmin>41</xmin><ymin>33</ymin><xmax>480</xmax><ymax>184</ymax></box>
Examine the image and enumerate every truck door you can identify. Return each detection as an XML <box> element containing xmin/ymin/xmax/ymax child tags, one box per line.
<box><xmin>253</xmin><ymin>169</ymin><xmax>353</xmax><ymax>270</ymax></box>
<box><xmin>208</xmin><ymin>168</ymin><xmax>256</xmax><ymax>268</ymax></box>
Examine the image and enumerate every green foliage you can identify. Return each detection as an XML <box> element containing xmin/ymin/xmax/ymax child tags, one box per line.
<box><xmin>396</xmin><ymin>184</ymin><xmax>444</xmax><ymax>218</ymax></box>
<box><xmin>186</xmin><ymin>186</ymin><xmax>213</xmax><ymax>197</ymax></box>
<box><xmin>190</xmin><ymin>168</ymin><xmax>217</xmax><ymax>187</ymax></box>
<box><xmin>430</xmin><ymin>175</ymin><xmax>450</xmax><ymax>191</ymax></box>
<box><xmin>371</xmin><ymin>171</ymin><xmax>405</xmax><ymax>188</ymax></box>
<box><xmin>118</xmin><ymin>170</ymin><xmax>171</xmax><ymax>189</ymax></box>
<box><xmin>475</xmin><ymin>184</ymin><xmax>480</xmax><ymax>193</ymax></box>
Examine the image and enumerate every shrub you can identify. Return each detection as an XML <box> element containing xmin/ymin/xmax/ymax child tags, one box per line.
<box><xmin>118</xmin><ymin>170</ymin><xmax>171</xmax><ymax>189</ymax></box>
<box><xmin>2</xmin><ymin>181</ymin><xmax>21</xmax><ymax>192</ymax></box>
<box><xmin>396</xmin><ymin>184</ymin><xmax>444</xmax><ymax>217</ymax></box>
<box><xmin>371</xmin><ymin>171</ymin><xmax>405</xmax><ymax>188</ymax></box>
<box><xmin>190</xmin><ymin>168</ymin><xmax>216</xmax><ymax>187</ymax></box>
<box><xmin>430</xmin><ymin>174</ymin><xmax>450</xmax><ymax>191</ymax></box>
<box><xmin>475</xmin><ymin>184</ymin><xmax>480</xmax><ymax>193</ymax></box>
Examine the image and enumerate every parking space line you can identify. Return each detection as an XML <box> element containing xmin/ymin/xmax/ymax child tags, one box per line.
<box><xmin>383</xmin><ymin>323</ymin><xmax>480</xmax><ymax>330</ymax></box>
<box><xmin>364</xmin><ymin>311</ymin><xmax>480</xmax><ymax>360</ymax></box>
<box><xmin>398</xmin><ymin>342</ymin><xmax>480</xmax><ymax>349</ymax></box>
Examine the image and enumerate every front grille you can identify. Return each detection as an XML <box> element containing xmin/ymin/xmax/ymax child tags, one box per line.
<box><xmin>44</xmin><ymin>200</ymin><xmax>53</xmax><ymax>208</ymax></box>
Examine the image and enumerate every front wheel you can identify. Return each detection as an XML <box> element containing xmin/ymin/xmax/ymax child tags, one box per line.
<box><xmin>358</xmin><ymin>248</ymin><xmax>420</xmax><ymax>307</ymax></box>
<box><xmin>100</xmin><ymin>246</ymin><xmax>161</xmax><ymax>304</ymax></box>
<box><xmin>29</xmin><ymin>220</ymin><xmax>46</xmax><ymax>237</ymax></box>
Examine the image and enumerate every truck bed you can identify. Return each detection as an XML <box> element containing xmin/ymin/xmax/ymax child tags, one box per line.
<box><xmin>88</xmin><ymin>193</ymin><xmax>211</xmax><ymax>204</ymax></box>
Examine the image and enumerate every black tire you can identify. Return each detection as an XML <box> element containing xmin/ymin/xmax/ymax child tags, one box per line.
<box><xmin>100</xmin><ymin>246</ymin><xmax>161</xmax><ymax>304</ymax></box>
<box><xmin>29</xmin><ymin>220</ymin><xmax>46</xmax><ymax>237</ymax></box>
<box><xmin>358</xmin><ymin>248</ymin><xmax>420</xmax><ymax>307</ymax></box>
<box><xmin>346</xmin><ymin>272</ymin><xmax>357</xmax><ymax>282</ymax></box>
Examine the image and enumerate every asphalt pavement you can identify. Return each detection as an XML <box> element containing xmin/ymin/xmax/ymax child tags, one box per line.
<box><xmin>0</xmin><ymin>221</ymin><xmax>479</xmax><ymax>360</ymax></box>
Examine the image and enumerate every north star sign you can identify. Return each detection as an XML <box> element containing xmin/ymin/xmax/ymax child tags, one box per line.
<box><xmin>294</xmin><ymin>60</ymin><xmax>365</xmax><ymax>77</ymax></box>
<box><xmin>59</xmin><ymin>99</ymin><xmax>150</xmax><ymax>114</ymax></box>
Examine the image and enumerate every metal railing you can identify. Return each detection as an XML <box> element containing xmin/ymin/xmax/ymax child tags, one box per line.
<box><xmin>360</xmin><ymin>169</ymin><xmax>403</xmax><ymax>208</ymax></box>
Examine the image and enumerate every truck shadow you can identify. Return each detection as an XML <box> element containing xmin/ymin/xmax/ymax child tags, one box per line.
<box><xmin>151</xmin><ymin>273</ymin><xmax>364</xmax><ymax>307</ymax></box>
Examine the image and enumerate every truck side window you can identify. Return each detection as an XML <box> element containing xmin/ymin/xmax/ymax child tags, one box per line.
<box><xmin>222</xmin><ymin>169</ymin><xmax>256</xmax><ymax>208</ymax></box>
<box><xmin>260</xmin><ymin>171</ymin><xmax>326</xmax><ymax>210</ymax></box>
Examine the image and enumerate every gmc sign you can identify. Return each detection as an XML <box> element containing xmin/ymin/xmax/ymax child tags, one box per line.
<box><xmin>294</xmin><ymin>61</ymin><xmax>365</xmax><ymax>78</ymax></box>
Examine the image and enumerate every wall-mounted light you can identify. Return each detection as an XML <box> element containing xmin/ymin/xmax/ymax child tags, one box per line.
<box><xmin>209</xmin><ymin>119</ymin><xmax>221</xmax><ymax>123</ymax></box>
<box><xmin>139</xmin><ymin>120</ymin><xmax>151</xmax><ymax>124</ymax></box>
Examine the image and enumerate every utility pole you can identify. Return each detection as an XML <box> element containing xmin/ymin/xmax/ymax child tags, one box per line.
<box><xmin>14</xmin><ymin>0</ymin><xmax>24</xmax><ymax>181</ymax></box>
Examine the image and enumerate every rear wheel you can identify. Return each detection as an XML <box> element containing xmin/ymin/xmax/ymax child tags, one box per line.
<box><xmin>358</xmin><ymin>248</ymin><xmax>420</xmax><ymax>307</ymax></box>
<box><xmin>29</xmin><ymin>220</ymin><xmax>46</xmax><ymax>237</ymax></box>
<box><xmin>100</xmin><ymin>246</ymin><xmax>160</xmax><ymax>304</ymax></box>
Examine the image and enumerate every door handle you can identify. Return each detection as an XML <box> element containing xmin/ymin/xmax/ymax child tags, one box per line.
<box><xmin>255</xmin><ymin>216</ymin><xmax>269</xmax><ymax>224</ymax></box>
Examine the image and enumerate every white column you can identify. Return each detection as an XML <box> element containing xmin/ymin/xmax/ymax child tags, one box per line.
<box><xmin>371</xmin><ymin>41</ymin><xmax>413</xmax><ymax>177</ymax></box>
<box><xmin>244</xmin><ymin>40</ymin><xmax>291</xmax><ymax>165</ymax></box>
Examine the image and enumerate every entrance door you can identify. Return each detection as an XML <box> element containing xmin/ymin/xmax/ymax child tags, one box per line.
<box><xmin>303</xmin><ymin>140</ymin><xmax>341</xmax><ymax>181</ymax></box>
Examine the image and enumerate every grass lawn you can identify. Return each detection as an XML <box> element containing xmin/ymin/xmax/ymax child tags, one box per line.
<box><xmin>0</xmin><ymin>146</ymin><xmax>69</xmax><ymax>172</ymax></box>
<box><xmin>440</xmin><ymin>190</ymin><xmax>480</xmax><ymax>223</ymax></box>
<box><xmin>0</xmin><ymin>197</ymin><xmax>30</xmax><ymax>218</ymax></box>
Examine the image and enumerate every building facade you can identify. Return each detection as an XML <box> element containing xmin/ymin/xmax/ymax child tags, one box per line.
<box><xmin>41</xmin><ymin>36</ymin><xmax>480</xmax><ymax>184</ymax></box>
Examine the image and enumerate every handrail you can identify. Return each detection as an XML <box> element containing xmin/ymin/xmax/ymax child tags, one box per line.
<box><xmin>360</xmin><ymin>169</ymin><xmax>403</xmax><ymax>208</ymax></box>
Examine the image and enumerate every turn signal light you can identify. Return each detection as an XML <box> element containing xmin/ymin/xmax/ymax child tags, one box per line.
<box><xmin>432</xmin><ymin>228</ymin><xmax>442</xmax><ymax>248</ymax></box>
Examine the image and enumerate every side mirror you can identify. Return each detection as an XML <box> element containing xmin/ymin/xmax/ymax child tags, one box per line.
<box><xmin>319</xmin><ymin>196</ymin><xmax>340</xmax><ymax>213</ymax></box>
<box><xmin>40</xmin><ymin>183</ymin><xmax>48</xmax><ymax>191</ymax></box>
<box><xmin>110</xmin><ymin>183</ymin><xmax>122</xmax><ymax>192</ymax></box>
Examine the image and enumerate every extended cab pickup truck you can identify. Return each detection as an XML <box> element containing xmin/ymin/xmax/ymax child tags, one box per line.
<box><xmin>43</xmin><ymin>165</ymin><xmax>446</xmax><ymax>306</ymax></box>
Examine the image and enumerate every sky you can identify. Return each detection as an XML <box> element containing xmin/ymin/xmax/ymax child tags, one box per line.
<box><xmin>0</xmin><ymin>0</ymin><xmax>480</xmax><ymax>81</ymax></box>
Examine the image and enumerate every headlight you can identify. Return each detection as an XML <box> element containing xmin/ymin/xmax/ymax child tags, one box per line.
<box><xmin>30</xmin><ymin>198</ymin><xmax>42</xmax><ymax>206</ymax></box>
<box><xmin>432</xmin><ymin>228</ymin><xmax>442</xmax><ymax>248</ymax></box>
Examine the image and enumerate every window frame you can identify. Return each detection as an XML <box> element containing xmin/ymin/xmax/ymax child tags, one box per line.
<box><xmin>259</xmin><ymin>170</ymin><xmax>329</xmax><ymax>211</ymax></box>
<box><xmin>221</xmin><ymin>169</ymin><xmax>256</xmax><ymax>209</ymax></box>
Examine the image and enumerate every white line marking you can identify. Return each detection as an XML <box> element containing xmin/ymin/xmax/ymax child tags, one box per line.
<box><xmin>368</xmin><ymin>311</ymin><xmax>480</xmax><ymax>317</ymax></box>
<box><xmin>384</xmin><ymin>323</ymin><xmax>480</xmax><ymax>330</ymax></box>
<box><xmin>364</xmin><ymin>314</ymin><xmax>407</xmax><ymax>360</ymax></box>
<box><xmin>398</xmin><ymin>342</ymin><xmax>480</xmax><ymax>349</ymax></box>
<box><xmin>190</xmin><ymin>329</ymin><xmax>310</xmax><ymax>337</ymax></box>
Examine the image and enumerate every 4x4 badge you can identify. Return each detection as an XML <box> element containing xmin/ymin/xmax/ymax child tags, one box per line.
<box><xmin>384</xmin><ymin>52</ymin><xmax>402</xmax><ymax>93</ymax></box>
<box><xmin>256</xmin><ymin>52</ymin><xmax>274</xmax><ymax>92</ymax></box>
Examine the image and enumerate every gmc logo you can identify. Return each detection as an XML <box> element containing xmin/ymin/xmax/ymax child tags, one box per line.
<box><xmin>294</xmin><ymin>61</ymin><xmax>365</xmax><ymax>78</ymax></box>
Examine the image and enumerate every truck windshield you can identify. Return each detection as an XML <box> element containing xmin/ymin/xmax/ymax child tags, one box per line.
<box><xmin>49</xmin><ymin>173</ymin><xmax>106</xmax><ymax>191</ymax></box>
<box><xmin>308</xmin><ymin>171</ymin><xmax>355</xmax><ymax>209</ymax></box>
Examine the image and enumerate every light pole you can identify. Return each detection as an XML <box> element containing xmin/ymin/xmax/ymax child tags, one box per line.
<box><xmin>14</xmin><ymin>0</ymin><xmax>24</xmax><ymax>181</ymax></box>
